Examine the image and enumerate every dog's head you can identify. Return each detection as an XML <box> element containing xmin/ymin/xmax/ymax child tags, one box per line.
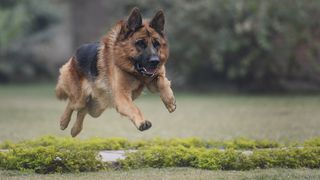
<box><xmin>115</xmin><ymin>7</ymin><xmax>169</xmax><ymax>77</ymax></box>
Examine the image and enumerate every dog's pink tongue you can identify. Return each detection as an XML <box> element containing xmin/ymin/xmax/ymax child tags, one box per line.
<box><xmin>147</xmin><ymin>68</ymin><xmax>156</xmax><ymax>74</ymax></box>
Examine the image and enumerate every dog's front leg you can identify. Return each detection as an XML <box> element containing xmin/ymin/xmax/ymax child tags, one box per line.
<box><xmin>114</xmin><ymin>93</ymin><xmax>152</xmax><ymax>131</ymax></box>
<box><xmin>155</xmin><ymin>75</ymin><xmax>176</xmax><ymax>113</ymax></box>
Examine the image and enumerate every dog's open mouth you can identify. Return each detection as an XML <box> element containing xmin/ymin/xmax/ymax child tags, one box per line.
<box><xmin>135</xmin><ymin>63</ymin><xmax>157</xmax><ymax>76</ymax></box>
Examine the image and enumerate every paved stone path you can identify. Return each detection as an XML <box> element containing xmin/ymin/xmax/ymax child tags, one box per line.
<box><xmin>98</xmin><ymin>150</ymin><xmax>136</xmax><ymax>162</ymax></box>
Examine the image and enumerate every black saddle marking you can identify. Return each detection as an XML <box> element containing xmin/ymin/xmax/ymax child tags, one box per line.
<box><xmin>75</xmin><ymin>42</ymin><xmax>100</xmax><ymax>79</ymax></box>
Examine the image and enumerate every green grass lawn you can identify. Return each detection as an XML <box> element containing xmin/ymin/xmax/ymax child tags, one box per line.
<box><xmin>1</xmin><ymin>168</ymin><xmax>320</xmax><ymax>180</ymax></box>
<box><xmin>1</xmin><ymin>84</ymin><xmax>320</xmax><ymax>179</ymax></box>
<box><xmin>1</xmin><ymin>84</ymin><xmax>320</xmax><ymax>142</ymax></box>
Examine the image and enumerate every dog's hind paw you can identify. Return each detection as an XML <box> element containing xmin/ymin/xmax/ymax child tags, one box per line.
<box><xmin>71</xmin><ymin>126</ymin><xmax>82</xmax><ymax>137</ymax></box>
<box><xmin>60</xmin><ymin>119</ymin><xmax>70</xmax><ymax>130</ymax></box>
<box><xmin>138</xmin><ymin>120</ymin><xmax>152</xmax><ymax>131</ymax></box>
<box><xmin>60</xmin><ymin>122</ymin><xmax>68</xmax><ymax>130</ymax></box>
<box><xmin>166</xmin><ymin>99</ymin><xmax>176</xmax><ymax>113</ymax></box>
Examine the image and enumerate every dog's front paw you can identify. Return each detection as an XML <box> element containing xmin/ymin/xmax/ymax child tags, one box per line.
<box><xmin>166</xmin><ymin>98</ymin><xmax>176</xmax><ymax>113</ymax></box>
<box><xmin>138</xmin><ymin>120</ymin><xmax>152</xmax><ymax>131</ymax></box>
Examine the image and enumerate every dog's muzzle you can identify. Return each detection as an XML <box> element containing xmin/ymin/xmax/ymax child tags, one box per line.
<box><xmin>134</xmin><ymin>56</ymin><xmax>159</xmax><ymax>77</ymax></box>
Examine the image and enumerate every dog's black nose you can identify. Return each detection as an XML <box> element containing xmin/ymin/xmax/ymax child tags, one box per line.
<box><xmin>149</xmin><ymin>56</ymin><xmax>160</xmax><ymax>66</ymax></box>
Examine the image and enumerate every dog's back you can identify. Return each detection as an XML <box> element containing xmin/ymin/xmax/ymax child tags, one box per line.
<box><xmin>74</xmin><ymin>42</ymin><xmax>100</xmax><ymax>79</ymax></box>
<box><xmin>55</xmin><ymin>42</ymin><xmax>101</xmax><ymax>101</ymax></box>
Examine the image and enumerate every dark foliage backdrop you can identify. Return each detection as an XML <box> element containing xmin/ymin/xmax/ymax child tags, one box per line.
<box><xmin>1</xmin><ymin>0</ymin><xmax>320</xmax><ymax>92</ymax></box>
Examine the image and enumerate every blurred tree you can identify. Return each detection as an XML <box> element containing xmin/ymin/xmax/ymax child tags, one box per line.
<box><xmin>0</xmin><ymin>0</ymin><xmax>58</xmax><ymax>82</ymax></box>
<box><xmin>134</xmin><ymin>0</ymin><xmax>320</xmax><ymax>91</ymax></box>
<box><xmin>0</xmin><ymin>0</ymin><xmax>57</xmax><ymax>49</ymax></box>
<box><xmin>2</xmin><ymin>0</ymin><xmax>320</xmax><ymax>92</ymax></box>
<box><xmin>70</xmin><ymin>0</ymin><xmax>131</xmax><ymax>48</ymax></box>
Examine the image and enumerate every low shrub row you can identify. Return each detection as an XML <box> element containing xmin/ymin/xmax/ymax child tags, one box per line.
<box><xmin>1</xmin><ymin>136</ymin><xmax>320</xmax><ymax>173</ymax></box>
<box><xmin>0</xmin><ymin>136</ymin><xmax>131</xmax><ymax>151</ymax></box>
<box><xmin>0</xmin><ymin>146</ymin><xmax>105</xmax><ymax>173</ymax></box>
<box><xmin>120</xmin><ymin>146</ymin><xmax>320</xmax><ymax>170</ymax></box>
<box><xmin>3</xmin><ymin>136</ymin><xmax>320</xmax><ymax>151</ymax></box>
<box><xmin>1</xmin><ymin>136</ymin><xmax>307</xmax><ymax>150</ymax></box>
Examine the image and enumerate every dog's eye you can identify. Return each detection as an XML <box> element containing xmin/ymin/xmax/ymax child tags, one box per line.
<box><xmin>153</xmin><ymin>40</ymin><xmax>160</xmax><ymax>49</ymax></box>
<box><xmin>135</xmin><ymin>39</ymin><xmax>147</xmax><ymax>49</ymax></box>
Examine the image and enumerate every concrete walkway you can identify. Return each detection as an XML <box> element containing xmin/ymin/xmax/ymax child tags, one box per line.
<box><xmin>98</xmin><ymin>150</ymin><xmax>136</xmax><ymax>162</ymax></box>
<box><xmin>96</xmin><ymin>147</ymin><xmax>305</xmax><ymax>162</ymax></box>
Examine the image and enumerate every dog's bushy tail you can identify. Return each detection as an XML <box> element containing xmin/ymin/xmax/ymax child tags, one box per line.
<box><xmin>55</xmin><ymin>84</ymin><xmax>68</xmax><ymax>100</ymax></box>
<box><xmin>55</xmin><ymin>58</ymin><xmax>73</xmax><ymax>100</ymax></box>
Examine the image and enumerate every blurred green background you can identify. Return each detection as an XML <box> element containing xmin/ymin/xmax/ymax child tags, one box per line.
<box><xmin>1</xmin><ymin>0</ymin><xmax>320</xmax><ymax>142</ymax></box>
<box><xmin>2</xmin><ymin>0</ymin><xmax>320</xmax><ymax>92</ymax></box>
<box><xmin>1</xmin><ymin>1</ymin><xmax>320</xmax><ymax>178</ymax></box>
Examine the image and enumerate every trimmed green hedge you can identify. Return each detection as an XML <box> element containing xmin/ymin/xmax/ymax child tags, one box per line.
<box><xmin>0</xmin><ymin>147</ymin><xmax>105</xmax><ymax>173</ymax></box>
<box><xmin>0</xmin><ymin>136</ymin><xmax>282</xmax><ymax>150</ymax></box>
<box><xmin>0</xmin><ymin>136</ymin><xmax>131</xmax><ymax>150</ymax></box>
<box><xmin>120</xmin><ymin>146</ymin><xmax>320</xmax><ymax>170</ymax></box>
<box><xmin>1</xmin><ymin>136</ymin><xmax>320</xmax><ymax>173</ymax></box>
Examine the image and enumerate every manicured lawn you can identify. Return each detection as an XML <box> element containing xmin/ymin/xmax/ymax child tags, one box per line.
<box><xmin>1</xmin><ymin>168</ymin><xmax>320</xmax><ymax>180</ymax></box>
<box><xmin>0</xmin><ymin>84</ymin><xmax>320</xmax><ymax>179</ymax></box>
<box><xmin>0</xmin><ymin>84</ymin><xmax>320</xmax><ymax>142</ymax></box>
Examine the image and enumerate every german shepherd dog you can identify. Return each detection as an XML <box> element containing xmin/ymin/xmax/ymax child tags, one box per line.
<box><xmin>55</xmin><ymin>7</ymin><xmax>176</xmax><ymax>137</ymax></box>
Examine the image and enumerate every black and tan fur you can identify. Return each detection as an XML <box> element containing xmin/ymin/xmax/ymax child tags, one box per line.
<box><xmin>55</xmin><ymin>7</ymin><xmax>176</xmax><ymax>137</ymax></box>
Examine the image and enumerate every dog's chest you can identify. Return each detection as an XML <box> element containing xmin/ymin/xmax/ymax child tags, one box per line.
<box><xmin>131</xmin><ymin>82</ymin><xmax>145</xmax><ymax>100</ymax></box>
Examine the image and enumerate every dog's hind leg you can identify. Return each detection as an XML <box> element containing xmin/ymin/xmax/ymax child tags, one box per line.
<box><xmin>70</xmin><ymin>108</ymin><xmax>87</xmax><ymax>137</ymax></box>
<box><xmin>60</xmin><ymin>101</ymin><xmax>73</xmax><ymax>130</ymax></box>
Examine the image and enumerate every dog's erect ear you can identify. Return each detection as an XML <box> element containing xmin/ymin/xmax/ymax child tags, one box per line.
<box><xmin>127</xmin><ymin>7</ymin><xmax>143</xmax><ymax>32</ymax></box>
<box><xmin>150</xmin><ymin>10</ymin><xmax>165</xmax><ymax>35</ymax></box>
